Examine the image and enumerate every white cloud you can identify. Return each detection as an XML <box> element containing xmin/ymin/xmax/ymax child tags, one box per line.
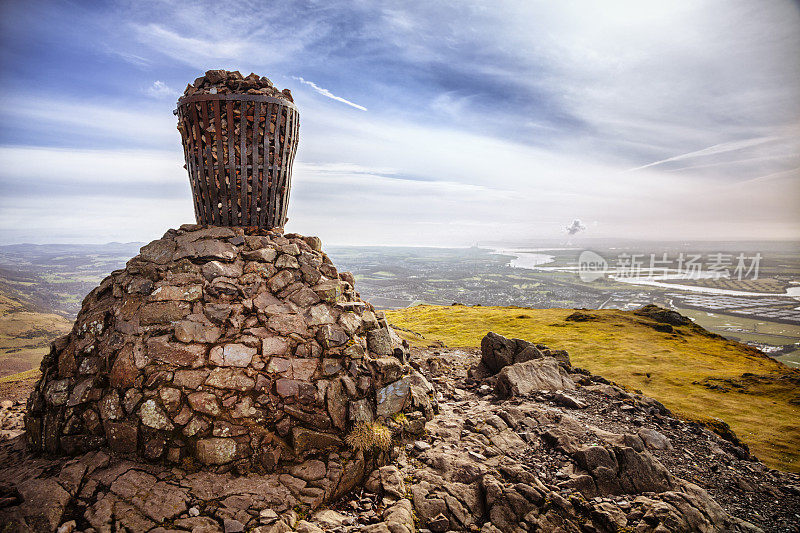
<box><xmin>1</xmin><ymin>0</ymin><xmax>798</xmax><ymax>244</ymax></box>
<box><xmin>0</xmin><ymin>95</ymin><xmax>177</xmax><ymax>148</ymax></box>
<box><xmin>145</xmin><ymin>80</ymin><xmax>180</xmax><ymax>99</ymax></box>
<box><xmin>0</xmin><ymin>146</ymin><xmax>183</xmax><ymax>185</ymax></box>
<box><xmin>292</xmin><ymin>77</ymin><xmax>367</xmax><ymax>111</ymax></box>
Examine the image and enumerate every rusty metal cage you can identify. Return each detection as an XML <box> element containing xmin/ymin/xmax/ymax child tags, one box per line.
<box><xmin>176</xmin><ymin>94</ymin><xmax>299</xmax><ymax>228</ymax></box>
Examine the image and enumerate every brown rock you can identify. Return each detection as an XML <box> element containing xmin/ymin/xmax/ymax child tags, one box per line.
<box><xmin>288</xmin><ymin>286</ymin><xmax>321</xmax><ymax>307</ymax></box>
<box><xmin>268</xmin><ymin>270</ymin><xmax>294</xmax><ymax>292</ymax></box>
<box><xmin>139</xmin><ymin>238</ymin><xmax>177</xmax><ymax>264</ymax></box>
<box><xmin>243</xmin><ymin>247</ymin><xmax>278</xmax><ymax>262</ymax></box>
<box><xmin>326</xmin><ymin>379</ymin><xmax>347</xmax><ymax>430</ymax></box>
<box><xmin>205</xmin><ymin>368</ymin><xmax>255</xmax><ymax>390</ymax></box>
<box><xmin>140</xmin><ymin>301</ymin><xmax>191</xmax><ymax>325</ymax></box>
<box><xmin>173</xmin><ymin>369</ymin><xmax>210</xmax><ymax>388</ymax></box>
<box><xmin>316</xmin><ymin>324</ymin><xmax>348</xmax><ymax>349</ymax></box>
<box><xmin>175</xmin><ymin>320</ymin><xmax>222</xmax><ymax>343</ymax></box>
<box><xmin>196</xmin><ymin>437</ymin><xmax>237</xmax><ymax>464</ymax></box>
<box><xmin>268</xmin><ymin>314</ymin><xmax>308</xmax><ymax>336</ymax></box>
<box><xmin>147</xmin><ymin>336</ymin><xmax>207</xmax><ymax>368</ymax></box>
<box><xmin>292</xmin><ymin>427</ymin><xmax>343</xmax><ymax>456</ymax></box>
<box><xmin>202</xmin><ymin>260</ymin><xmax>243</xmax><ymax>280</ymax></box>
<box><xmin>175</xmin><ymin>239</ymin><xmax>237</xmax><ymax>261</ymax></box>
<box><xmin>105</xmin><ymin>421</ymin><xmax>138</xmax><ymax>453</ymax></box>
<box><xmin>262</xmin><ymin>336</ymin><xmax>289</xmax><ymax>356</ymax></box>
<box><xmin>150</xmin><ymin>284</ymin><xmax>203</xmax><ymax>302</ymax></box>
<box><xmin>110</xmin><ymin>345</ymin><xmax>138</xmax><ymax>387</ymax></box>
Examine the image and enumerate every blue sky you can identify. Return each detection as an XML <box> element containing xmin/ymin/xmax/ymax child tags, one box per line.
<box><xmin>0</xmin><ymin>0</ymin><xmax>798</xmax><ymax>245</ymax></box>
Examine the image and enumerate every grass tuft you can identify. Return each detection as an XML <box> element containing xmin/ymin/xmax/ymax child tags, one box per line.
<box><xmin>346</xmin><ymin>421</ymin><xmax>393</xmax><ymax>452</ymax></box>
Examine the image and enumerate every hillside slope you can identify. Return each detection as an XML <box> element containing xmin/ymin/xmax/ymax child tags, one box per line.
<box><xmin>387</xmin><ymin>304</ymin><xmax>800</xmax><ymax>472</ymax></box>
<box><xmin>0</xmin><ymin>289</ymin><xmax>72</xmax><ymax>378</ymax></box>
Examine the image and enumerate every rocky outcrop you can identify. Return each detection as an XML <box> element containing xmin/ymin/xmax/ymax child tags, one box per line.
<box><xmin>2</xmin><ymin>341</ymin><xmax>799</xmax><ymax>532</ymax></box>
<box><xmin>23</xmin><ymin>225</ymin><xmax>435</xmax><ymax>482</ymax></box>
<box><xmin>480</xmin><ymin>331</ymin><xmax>569</xmax><ymax>374</ymax></box>
<box><xmin>635</xmin><ymin>304</ymin><xmax>692</xmax><ymax>326</ymax></box>
<box><xmin>494</xmin><ymin>357</ymin><xmax>576</xmax><ymax>397</ymax></box>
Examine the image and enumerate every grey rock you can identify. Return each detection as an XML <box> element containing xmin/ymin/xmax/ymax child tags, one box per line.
<box><xmin>495</xmin><ymin>358</ymin><xmax>575</xmax><ymax>397</ymax></box>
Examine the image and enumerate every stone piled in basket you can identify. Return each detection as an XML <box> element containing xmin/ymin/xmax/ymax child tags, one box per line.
<box><xmin>24</xmin><ymin>225</ymin><xmax>436</xmax><ymax>488</ymax></box>
<box><xmin>183</xmin><ymin>69</ymin><xmax>294</xmax><ymax>101</ymax></box>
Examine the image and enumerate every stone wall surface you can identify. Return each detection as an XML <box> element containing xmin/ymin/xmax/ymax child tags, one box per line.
<box><xmin>24</xmin><ymin>225</ymin><xmax>435</xmax><ymax>482</ymax></box>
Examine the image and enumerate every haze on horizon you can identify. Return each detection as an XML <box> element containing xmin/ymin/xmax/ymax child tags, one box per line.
<box><xmin>0</xmin><ymin>0</ymin><xmax>798</xmax><ymax>247</ymax></box>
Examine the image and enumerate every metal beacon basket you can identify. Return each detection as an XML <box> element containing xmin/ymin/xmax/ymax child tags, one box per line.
<box><xmin>175</xmin><ymin>93</ymin><xmax>299</xmax><ymax>228</ymax></box>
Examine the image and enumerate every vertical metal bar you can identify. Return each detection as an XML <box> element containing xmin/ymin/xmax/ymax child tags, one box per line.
<box><xmin>268</xmin><ymin>105</ymin><xmax>284</xmax><ymax>228</ymax></box>
<box><xmin>260</xmin><ymin>103</ymin><xmax>274</xmax><ymax>228</ymax></box>
<box><xmin>249</xmin><ymin>102</ymin><xmax>262</xmax><ymax>226</ymax></box>
<box><xmin>264</xmin><ymin>104</ymin><xmax>275</xmax><ymax>229</ymax></box>
<box><xmin>200</xmin><ymin>100</ymin><xmax>220</xmax><ymax>224</ymax></box>
<box><xmin>274</xmin><ymin>106</ymin><xmax>289</xmax><ymax>226</ymax></box>
<box><xmin>239</xmin><ymin>101</ymin><xmax>249</xmax><ymax>226</ymax></box>
<box><xmin>213</xmin><ymin>100</ymin><xmax>229</xmax><ymax>225</ymax></box>
<box><xmin>191</xmin><ymin>102</ymin><xmax>212</xmax><ymax>223</ymax></box>
<box><xmin>226</xmin><ymin>101</ymin><xmax>237</xmax><ymax>225</ymax></box>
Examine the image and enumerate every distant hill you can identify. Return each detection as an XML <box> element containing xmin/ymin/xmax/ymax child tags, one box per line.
<box><xmin>0</xmin><ymin>241</ymin><xmax>142</xmax><ymax>317</ymax></box>
<box><xmin>387</xmin><ymin>304</ymin><xmax>800</xmax><ymax>472</ymax></box>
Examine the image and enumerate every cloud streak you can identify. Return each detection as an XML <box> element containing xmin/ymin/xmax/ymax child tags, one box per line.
<box><xmin>627</xmin><ymin>136</ymin><xmax>784</xmax><ymax>172</ymax></box>
<box><xmin>292</xmin><ymin>77</ymin><xmax>367</xmax><ymax>111</ymax></box>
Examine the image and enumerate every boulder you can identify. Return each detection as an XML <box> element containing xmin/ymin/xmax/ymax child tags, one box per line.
<box><xmin>480</xmin><ymin>332</ymin><xmax>548</xmax><ymax>373</ymax></box>
<box><xmin>495</xmin><ymin>358</ymin><xmax>575</xmax><ymax>397</ymax></box>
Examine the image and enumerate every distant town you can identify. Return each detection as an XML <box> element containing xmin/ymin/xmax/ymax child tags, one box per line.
<box><xmin>0</xmin><ymin>240</ymin><xmax>798</xmax><ymax>368</ymax></box>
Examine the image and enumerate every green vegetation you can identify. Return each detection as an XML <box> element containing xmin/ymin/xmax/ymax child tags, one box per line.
<box><xmin>386</xmin><ymin>304</ymin><xmax>800</xmax><ymax>472</ymax></box>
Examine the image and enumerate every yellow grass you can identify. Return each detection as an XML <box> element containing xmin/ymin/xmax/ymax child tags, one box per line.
<box><xmin>0</xmin><ymin>292</ymin><xmax>72</xmax><ymax>377</ymax></box>
<box><xmin>386</xmin><ymin>305</ymin><xmax>800</xmax><ymax>472</ymax></box>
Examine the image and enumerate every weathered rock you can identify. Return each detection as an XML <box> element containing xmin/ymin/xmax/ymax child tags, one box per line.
<box><xmin>146</xmin><ymin>336</ymin><xmax>207</xmax><ymax>368</ymax></box>
<box><xmin>639</xmin><ymin>427</ymin><xmax>673</xmax><ymax>450</ymax></box>
<box><xmin>175</xmin><ymin>239</ymin><xmax>237</xmax><ymax>261</ymax></box>
<box><xmin>201</xmin><ymin>260</ymin><xmax>243</xmax><ymax>280</ymax></box>
<box><xmin>292</xmin><ymin>428</ymin><xmax>343</xmax><ymax>456</ymax></box>
<box><xmin>495</xmin><ymin>358</ymin><xmax>575</xmax><ymax>397</ymax></box>
<box><xmin>139</xmin><ymin>399</ymin><xmax>174</xmax><ymax>430</ymax></box>
<box><xmin>210</xmin><ymin>343</ymin><xmax>257</xmax><ymax>367</ymax></box>
<box><xmin>367</xmin><ymin>328</ymin><xmax>393</xmax><ymax>356</ymax></box>
<box><xmin>481</xmin><ymin>332</ymin><xmax>545</xmax><ymax>374</ymax></box>
<box><xmin>376</xmin><ymin>379</ymin><xmax>411</xmax><ymax>418</ymax></box>
<box><xmin>175</xmin><ymin>320</ymin><xmax>222</xmax><ymax>343</ymax></box>
<box><xmin>196</xmin><ymin>438</ymin><xmax>237</xmax><ymax>464</ymax></box>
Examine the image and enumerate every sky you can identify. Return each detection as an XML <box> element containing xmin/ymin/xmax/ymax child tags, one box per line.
<box><xmin>0</xmin><ymin>0</ymin><xmax>798</xmax><ymax>246</ymax></box>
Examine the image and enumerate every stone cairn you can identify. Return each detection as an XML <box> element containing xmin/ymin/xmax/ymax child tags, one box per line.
<box><xmin>24</xmin><ymin>225</ymin><xmax>436</xmax><ymax>496</ymax></box>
